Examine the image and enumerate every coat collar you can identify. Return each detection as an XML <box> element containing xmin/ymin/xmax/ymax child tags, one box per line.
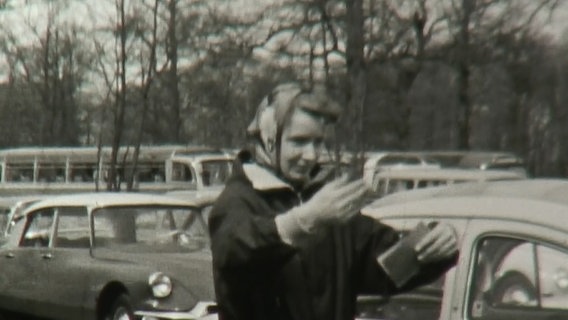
<box><xmin>242</xmin><ymin>163</ymin><xmax>294</xmax><ymax>191</ymax></box>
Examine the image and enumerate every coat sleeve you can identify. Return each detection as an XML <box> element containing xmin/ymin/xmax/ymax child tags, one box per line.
<box><xmin>352</xmin><ymin>215</ymin><xmax>458</xmax><ymax>296</ymax></box>
<box><xmin>208</xmin><ymin>182</ymin><xmax>297</xmax><ymax>272</ymax></box>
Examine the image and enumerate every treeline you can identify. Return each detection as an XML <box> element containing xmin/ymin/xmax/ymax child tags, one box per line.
<box><xmin>0</xmin><ymin>0</ymin><xmax>566</xmax><ymax>178</ymax></box>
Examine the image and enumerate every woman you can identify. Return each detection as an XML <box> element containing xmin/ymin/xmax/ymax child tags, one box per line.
<box><xmin>208</xmin><ymin>82</ymin><xmax>458</xmax><ymax>320</ymax></box>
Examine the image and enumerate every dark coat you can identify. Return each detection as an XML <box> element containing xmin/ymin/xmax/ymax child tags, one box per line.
<box><xmin>208</xmin><ymin>151</ymin><xmax>457</xmax><ymax>320</ymax></box>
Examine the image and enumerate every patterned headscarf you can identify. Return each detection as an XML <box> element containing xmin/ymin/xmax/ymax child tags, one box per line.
<box><xmin>247</xmin><ymin>82</ymin><xmax>342</xmax><ymax>172</ymax></box>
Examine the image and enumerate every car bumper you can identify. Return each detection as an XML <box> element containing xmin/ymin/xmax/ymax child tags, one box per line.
<box><xmin>135</xmin><ymin>301</ymin><xmax>217</xmax><ymax>320</ymax></box>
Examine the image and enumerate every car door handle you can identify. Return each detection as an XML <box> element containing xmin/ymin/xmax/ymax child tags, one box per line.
<box><xmin>41</xmin><ymin>253</ymin><xmax>53</xmax><ymax>260</ymax></box>
<box><xmin>5</xmin><ymin>252</ymin><xmax>14</xmax><ymax>259</ymax></box>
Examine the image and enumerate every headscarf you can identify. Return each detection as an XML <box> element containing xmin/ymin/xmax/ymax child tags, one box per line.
<box><xmin>246</xmin><ymin>82</ymin><xmax>342</xmax><ymax>174</ymax></box>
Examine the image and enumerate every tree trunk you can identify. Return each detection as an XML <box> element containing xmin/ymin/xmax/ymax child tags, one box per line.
<box><xmin>167</xmin><ymin>0</ymin><xmax>181</xmax><ymax>142</ymax></box>
<box><xmin>456</xmin><ymin>0</ymin><xmax>473</xmax><ymax>150</ymax></box>
<box><xmin>345</xmin><ymin>0</ymin><xmax>366</xmax><ymax>169</ymax></box>
<box><xmin>108</xmin><ymin>0</ymin><xmax>128</xmax><ymax>191</ymax></box>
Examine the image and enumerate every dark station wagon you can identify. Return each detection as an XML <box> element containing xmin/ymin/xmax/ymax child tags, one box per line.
<box><xmin>0</xmin><ymin>192</ymin><xmax>218</xmax><ymax>320</ymax></box>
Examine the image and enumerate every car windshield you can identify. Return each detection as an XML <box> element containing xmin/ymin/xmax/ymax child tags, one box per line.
<box><xmin>92</xmin><ymin>205</ymin><xmax>209</xmax><ymax>253</ymax></box>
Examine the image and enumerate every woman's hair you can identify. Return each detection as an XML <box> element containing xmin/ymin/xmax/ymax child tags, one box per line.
<box><xmin>247</xmin><ymin>82</ymin><xmax>342</xmax><ymax>141</ymax></box>
<box><xmin>245</xmin><ymin>82</ymin><xmax>342</xmax><ymax>172</ymax></box>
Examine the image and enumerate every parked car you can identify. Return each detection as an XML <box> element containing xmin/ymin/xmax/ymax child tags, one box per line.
<box><xmin>370</xmin><ymin>167</ymin><xmax>526</xmax><ymax>197</ymax></box>
<box><xmin>166</xmin><ymin>150</ymin><xmax>234</xmax><ymax>190</ymax></box>
<box><xmin>0</xmin><ymin>192</ymin><xmax>218</xmax><ymax>320</ymax></box>
<box><xmin>416</xmin><ymin>151</ymin><xmax>527</xmax><ymax>176</ymax></box>
<box><xmin>363</xmin><ymin>152</ymin><xmax>441</xmax><ymax>187</ymax></box>
<box><xmin>357</xmin><ymin>179</ymin><xmax>568</xmax><ymax>320</ymax></box>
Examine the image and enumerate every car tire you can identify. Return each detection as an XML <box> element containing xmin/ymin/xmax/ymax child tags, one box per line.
<box><xmin>492</xmin><ymin>273</ymin><xmax>537</xmax><ymax>306</ymax></box>
<box><xmin>105</xmin><ymin>294</ymin><xmax>135</xmax><ymax>320</ymax></box>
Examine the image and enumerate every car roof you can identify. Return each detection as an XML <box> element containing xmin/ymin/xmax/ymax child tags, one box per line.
<box><xmin>23</xmin><ymin>192</ymin><xmax>207</xmax><ymax>213</ymax></box>
<box><xmin>170</xmin><ymin>153</ymin><xmax>233</xmax><ymax>162</ymax></box>
<box><xmin>457</xmin><ymin>152</ymin><xmax>523</xmax><ymax>167</ymax></box>
<box><xmin>362</xmin><ymin>179</ymin><xmax>568</xmax><ymax>232</ymax></box>
<box><xmin>166</xmin><ymin>187</ymin><xmax>222</xmax><ymax>203</ymax></box>
<box><xmin>363</xmin><ymin>151</ymin><xmax>437</xmax><ymax>168</ymax></box>
<box><xmin>0</xmin><ymin>195</ymin><xmax>48</xmax><ymax>207</ymax></box>
<box><xmin>373</xmin><ymin>168</ymin><xmax>526</xmax><ymax>180</ymax></box>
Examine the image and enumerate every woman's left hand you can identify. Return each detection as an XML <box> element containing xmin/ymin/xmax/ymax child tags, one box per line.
<box><xmin>415</xmin><ymin>222</ymin><xmax>458</xmax><ymax>263</ymax></box>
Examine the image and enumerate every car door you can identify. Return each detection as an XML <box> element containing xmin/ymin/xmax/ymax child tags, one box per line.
<box><xmin>453</xmin><ymin>219</ymin><xmax>568</xmax><ymax>320</ymax></box>
<box><xmin>40</xmin><ymin>206</ymin><xmax>91</xmax><ymax>320</ymax></box>
<box><xmin>0</xmin><ymin>208</ymin><xmax>55</xmax><ymax>316</ymax></box>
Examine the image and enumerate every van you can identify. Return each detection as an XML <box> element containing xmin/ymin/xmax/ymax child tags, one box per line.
<box><xmin>417</xmin><ymin>151</ymin><xmax>527</xmax><ymax>175</ymax></box>
<box><xmin>370</xmin><ymin>168</ymin><xmax>526</xmax><ymax>197</ymax></box>
<box><xmin>363</xmin><ymin>152</ymin><xmax>441</xmax><ymax>187</ymax></box>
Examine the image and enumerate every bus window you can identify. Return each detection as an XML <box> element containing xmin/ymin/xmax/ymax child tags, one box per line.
<box><xmin>69</xmin><ymin>163</ymin><xmax>97</xmax><ymax>182</ymax></box>
<box><xmin>37</xmin><ymin>163</ymin><xmax>66</xmax><ymax>183</ymax></box>
<box><xmin>5</xmin><ymin>163</ymin><xmax>34</xmax><ymax>182</ymax></box>
<box><xmin>417</xmin><ymin>180</ymin><xmax>429</xmax><ymax>188</ymax></box>
<box><xmin>98</xmin><ymin>166</ymin><xmax>125</xmax><ymax>184</ymax></box>
<box><xmin>136</xmin><ymin>163</ymin><xmax>165</xmax><ymax>183</ymax></box>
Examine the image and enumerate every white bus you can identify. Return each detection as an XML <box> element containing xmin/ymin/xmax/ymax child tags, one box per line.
<box><xmin>0</xmin><ymin>145</ymin><xmax>234</xmax><ymax>195</ymax></box>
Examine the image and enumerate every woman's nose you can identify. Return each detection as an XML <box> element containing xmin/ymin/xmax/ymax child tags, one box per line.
<box><xmin>302</xmin><ymin>143</ymin><xmax>318</xmax><ymax>161</ymax></box>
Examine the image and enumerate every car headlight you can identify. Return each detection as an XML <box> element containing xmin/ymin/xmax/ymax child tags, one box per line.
<box><xmin>554</xmin><ymin>268</ymin><xmax>568</xmax><ymax>290</ymax></box>
<box><xmin>148</xmin><ymin>272</ymin><xmax>172</xmax><ymax>298</ymax></box>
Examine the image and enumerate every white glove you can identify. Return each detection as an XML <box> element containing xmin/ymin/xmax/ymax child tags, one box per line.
<box><xmin>275</xmin><ymin>175</ymin><xmax>368</xmax><ymax>245</ymax></box>
<box><xmin>415</xmin><ymin>222</ymin><xmax>459</xmax><ymax>263</ymax></box>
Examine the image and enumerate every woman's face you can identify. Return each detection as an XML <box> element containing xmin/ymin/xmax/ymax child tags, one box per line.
<box><xmin>279</xmin><ymin>108</ymin><xmax>326</xmax><ymax>186</ymax></box>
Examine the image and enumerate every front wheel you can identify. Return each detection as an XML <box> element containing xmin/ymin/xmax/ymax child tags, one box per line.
<box><xmin>105</xmin><ymin>294</ymin><xmax>135</xmax><ymax>320</ymax></box>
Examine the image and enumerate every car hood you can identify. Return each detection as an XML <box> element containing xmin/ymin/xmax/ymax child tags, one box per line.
<box><xmin>94</xmin><ymin>249</ymin><xmax>215</xmax><ymax>302</ymax></box>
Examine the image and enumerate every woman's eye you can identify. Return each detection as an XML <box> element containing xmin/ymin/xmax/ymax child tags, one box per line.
<box><xmin>287</xmin><ymin>137</ymin><xmax>324</xmax><ymax>149</ymax></box>
<box><xmin>291</xmin><ymin>138</ymin><xmax>309</xmax><ymax>146</ymax></box>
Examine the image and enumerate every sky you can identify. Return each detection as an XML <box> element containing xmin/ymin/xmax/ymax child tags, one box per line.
<box><xmin>1</xmin><ymin>0</ymin><xmax>567</xmax><ymax>42</ymax></box>
<box><xmin>535</xmin><ymin>1</ymin><xmax>567</xmax><ymax>38</ymax></box>
<box><xmin>0</xmin><ymin>0</ymin><xmax>567</xmax><ymax>83</ymax></box>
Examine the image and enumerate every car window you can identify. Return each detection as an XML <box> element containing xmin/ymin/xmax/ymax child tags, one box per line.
<box><xmin>374</xmin><ymin>178</ymin><xmax>388</xmax><ymax>196</ymax></box>
<box><xmin>171</xmin><ymin>162</ymin><xmax>194</xmax><ymax>183</ymax></box>
<box><xmin>54</xmin><ymin>207</ymin><xmax>90</xmax><ymax>248</ymax></box>
<box><xmin>379</xmin><ymin>155</ymin><xmax>407</xmax><ymax>165</ymax></box>
<box><xmin>469</xmin><ymin>236</ymin><xmax>568</xmax><ymax>319</ymax></box>
<box><xmin>160</xmin><ymin>206</ymin><xmax>209</xmax><ymax>239</ymax></box>
<box><xmin>373</xmin><ymin>179</ymin><xmax>415</xmax><ymax>196</ymax></box>
<box><xmin>92</xmin><ymin>206</ymin><xmax>208</xmax><ymax>253</ymax></box>
<box><xmin>391</xmin><ymin>179</ymin><xmax>415</xmax><ymax>193</ymax></box>
<box><xmin>0</xmin><ymin>207</ymin><xmax>10</xmax><ymax>234</ymax></box>
<box><xmin>21</xmin><ymin>209</ymin><xmax>55</xmax><ymax>247</ymax></box>
<box><xmin>200</xmin><ymin>160</ymin><xmax>232</xmax><ymax>187</ymax></box>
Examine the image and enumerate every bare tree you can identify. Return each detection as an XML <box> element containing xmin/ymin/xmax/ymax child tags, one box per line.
<box><xmin>165</xmin><ymin>0</ymin><xmax>182</xmax><ymax>142</ymax></box>
<box><xmin>126</xmin><ymin>0</ymin><xmax>160</xmax><ymax>191</ymax></box>
<box><xmin>344</xmin><ymin>0</ymin><xmax>366</xmax><ymax>169</ymax></box>
<box><xmin>0</xmin><ymin>1</ymin><xmax>89</xmax><ymax>146</ymax></box>
<box><xmin>442</xmin><ymin>0</ymin><xmax>560</xmax><ymax>150</ymax></box>
<box><xmin>107</xmin><ymin>0</ymin><xmax>130</xmax><ymax>191</ymax></box>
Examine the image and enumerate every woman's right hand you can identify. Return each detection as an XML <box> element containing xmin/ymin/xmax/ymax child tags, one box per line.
<box><xmin>297</xmin><ymin>175</ymin><xmax>369</xmax><ymax>228</ymax></box>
